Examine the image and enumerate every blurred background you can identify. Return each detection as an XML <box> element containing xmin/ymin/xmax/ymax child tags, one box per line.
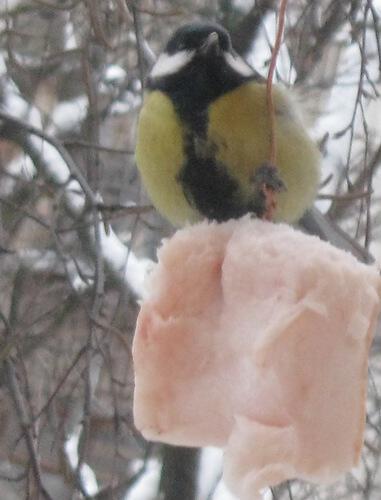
<box><xmin>0</xmin><ymin>0</ymin><xmax>381</xmax><ymax>499</ymax></box>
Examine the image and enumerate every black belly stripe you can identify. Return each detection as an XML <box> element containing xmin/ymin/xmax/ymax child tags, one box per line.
<box><xmin>177</xmin><ymin>130</ymin><xmax>250</xmax><ymax>222</ymax></box>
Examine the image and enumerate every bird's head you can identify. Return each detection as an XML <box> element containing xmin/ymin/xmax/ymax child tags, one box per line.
<box><xmin>148</xmin><ymin>22</ymin><xmax>253</xmax><ymax>84</ymax></box>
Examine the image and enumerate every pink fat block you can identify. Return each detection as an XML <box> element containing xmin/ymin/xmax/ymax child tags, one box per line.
<box><xmin>133</xmin><ymin>217</ymin><xmax>381</xmax><ymax>499</ymax></box>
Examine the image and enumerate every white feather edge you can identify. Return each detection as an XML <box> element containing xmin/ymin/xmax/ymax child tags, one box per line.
<box><xmin>150</xmin><ymin>50</ymin><xmax>195</xmax><ymax>78</ymax></box>
<box><xmin>150</xmin><ymin>49</ymin><xmax>253</xmax><ymax>79</ymax></box>
<box><xmin>223</xmin><ymin>52</ymin><xmax>253</xmax><ymax>77</ymax></box>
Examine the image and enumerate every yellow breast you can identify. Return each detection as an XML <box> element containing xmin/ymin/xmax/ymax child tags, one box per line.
<box><xmin>135</xmin><ymin>82</ymin><xmax>320</xmax><ymax>226</ymax></box>
<box><xmin>135</xmin><ymin>91</ymin><xmax>200</xmax><ymax>226</ymax></box>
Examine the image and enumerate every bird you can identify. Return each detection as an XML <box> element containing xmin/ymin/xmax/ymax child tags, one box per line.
<box><xmin>135</xmin><ymin>21</ymin><xmax>320</xmax><ymax>227</ymax></box>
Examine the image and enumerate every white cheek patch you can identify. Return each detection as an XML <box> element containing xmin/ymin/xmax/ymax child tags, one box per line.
<box><xmin>150</xmin><ymin>50</ymin><xmax>195</xmax><ymax>78</ymax></box>
<box><xmin>224</xmin><ymin>52</ymin><xmax>253</xmax><ymax>77</ymax></box>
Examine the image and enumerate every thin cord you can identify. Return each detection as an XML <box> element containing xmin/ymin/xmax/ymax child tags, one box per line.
<box><xmin>266</xmin><ymin>0</ymin><xmax>289</xmax><ymax>165</ymax></box>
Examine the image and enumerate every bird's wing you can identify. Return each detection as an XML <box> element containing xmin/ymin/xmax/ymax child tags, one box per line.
<box><xmin>299</xmin><ymin>207</ymin><xmax>373</xmax><ymax>263</ymax></box>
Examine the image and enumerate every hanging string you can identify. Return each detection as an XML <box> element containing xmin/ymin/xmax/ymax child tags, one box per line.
<box><xmin>266</xmin><ymin>0</ymin><xmax>289</xmax><ymax>165</ymax></box>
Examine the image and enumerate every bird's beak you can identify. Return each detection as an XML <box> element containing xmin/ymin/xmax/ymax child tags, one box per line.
<box><xmin>200</xmin><ymin>32</ymin><xmax>220</xmax><ymax>56</ymax></box>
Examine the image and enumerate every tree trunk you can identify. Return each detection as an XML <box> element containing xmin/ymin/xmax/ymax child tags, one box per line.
<box><xmin>159</xmin><ymin>446</ymin><xmax>200</xmax><ymax>500</ymax></box>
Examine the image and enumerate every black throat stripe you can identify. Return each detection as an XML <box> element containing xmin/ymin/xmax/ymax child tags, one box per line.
<box><xmin>147</xmin><ymin>55</ymin><xmax>258</xmax><ymax>221</ymax></box>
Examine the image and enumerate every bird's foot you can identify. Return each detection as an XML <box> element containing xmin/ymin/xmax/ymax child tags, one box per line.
<box><xmin>250</xmin><ymin>163</ymin><xmax>286</xmax><ymax>221</ymax></box>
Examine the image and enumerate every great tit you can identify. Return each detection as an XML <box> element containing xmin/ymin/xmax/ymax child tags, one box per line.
<box><xmin>135</xmin><ymin>22</ymin><xmax>320</xmax><ymax>227</ymax></box>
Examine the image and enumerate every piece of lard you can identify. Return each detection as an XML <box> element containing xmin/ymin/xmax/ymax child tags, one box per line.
<box><xmin>133</xmin><ymin>217</ymin><xmax>381</xmax><ymax>499</ymax></box>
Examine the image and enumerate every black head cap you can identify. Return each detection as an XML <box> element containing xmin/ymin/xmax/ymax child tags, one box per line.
<box><xmin>147</xmin><ymin>21</ymin><xmax>256</xmax><ymax>114</ymax></box>
<box><xmin>165</xmin><ymin>22</ymin><xmax>232</xmax><ymax>55</ymax></box>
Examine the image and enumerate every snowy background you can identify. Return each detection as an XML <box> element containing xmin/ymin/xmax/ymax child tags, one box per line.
<box><xmin>0</xmin><ymin>0</ymin><xmax>381</xmax><ymax>499</ymax></box>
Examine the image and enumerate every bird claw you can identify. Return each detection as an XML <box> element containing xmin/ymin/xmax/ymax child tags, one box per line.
<box><xmin>252</xmin><ymin>164</ymin><xmax>286</xmax><ymax>193</ymax></box>
<box><xmin>250</xmin><ymin>163</ymin><xmax>286</xmax><ymax>221</ymax></box>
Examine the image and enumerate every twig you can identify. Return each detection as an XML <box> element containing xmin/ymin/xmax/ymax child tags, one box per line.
<box><xmin>0</xmin><ymin>197</ymin><xmax>51</xmax><ymax>231</ymax></box>
<box><xmin>53</xmin><ymin>205</ymin><xmax>152</xmax><ymax>234</ymax></box>
<box><xmin>344</xmin><ymin>15</ymin><xmax>369</xmax><ymax>190</ymax></box>
<box><xmin>31</xmin><ymin>0</ymin><xmax>80</xmax><ymax>10</ymax></box>
<box><xmin>328</xmin><ymin>143</ymin><xmax>381</xmax><ymax>221</ymax></box>
<box><xmin>115</xmin><ymin>0</ymin><xmax>133</xmax><ymax>23</ymax></box>
<box><xmin>120</xmin><ymin>1</ymin><xmax>155</xmax><ymax>67</ymax></box>
<box><xmin>294</xmin><ymin>1</ymin><xmax>347</xmax><ymax>84</ymax></box>
<box><xmin>134</xmin><ymin>5</ymin><xmax>185</xmax><ymax>17</ymax></box>
<box><xmin>318</xmin><ymin>190</ymin><xmax>371</xmax><ymax>202</ymax></box>
<box><xmin>5</xmin><ymin>358</ymin><xmax>53</xmax><ymax>500</ymax></box>
<box><xmin>96</xmin><ymin>202</ymin><xmax>152</xmax><ymax>213</ymax></box>
<box><xmin>230</xmin><ymin>0</ymin><xmax>277</xmax><ymax>56</ymax></box>
<box><xmin>90</xmin><ymin>448</ymin><xmax>152</xmax><ymax>500</ymax></box>
<box><xmin>76</xmin><ymin>42</ymin><xmax>106</xmax><ymax>477</ymax></box>
<box><xmin>361</xmin><ymin>99</ymin><xmax>372</xmax><ymax>249</ymax></box>
<box><xmin>271</xmin><ymin>487</ymin><xmax>279</xmax><ymax>499</ymax></box>
<box><xmin>287</xmin><ymin>480</ymin><xmax>294</xmax><ymax>500</ymax></box>
<box><xmin>64</xmin><ymin>139</ymin><xmax>134</xmax><ymax>155</ymax></box>
<box><xmin>85</xmin><ymin>0</ymin><xmax>114</xmax><ymax>50</ymax></box>
<box><xmin>33</xmin><ymin>346</ymin><xmax>87</xmax><ymax>426</ymax></box>
<box><xmin>75</xmin><ymin>41</ymin><xmax>106</xmax><ymax>485</ymax></box>
<box><xmin>131</xmin><ymin>0</ymin><xmax>148</xmax><ymax>92</ymax></box>
<box><xmin>0</xmin><ymin>470</ymin><xmax>27</xmax><ymax>482</ymax></box>
<box><xmin>367</xmin><ymin>0</ymin><xmax>381</xmax><ymax>72</ymax></box>
<box><xmin>82</xmin><ymin>45</ymin><xmax>101</xmax><ymax>192</ymax></box>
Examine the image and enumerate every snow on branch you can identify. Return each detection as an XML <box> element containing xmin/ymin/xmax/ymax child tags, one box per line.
<box><xmin>0</xmin><ymin>109</ymin><xmax>152</xmax><ymax>298</ymax></box>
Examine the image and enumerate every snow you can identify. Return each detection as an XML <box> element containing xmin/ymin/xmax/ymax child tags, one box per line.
<box><xmin>64</xmin><ymin>21</ymin><xmax>78</xmax><ymax>51</ymax></box>
<box><xmin>1</xmin><ymin>5</ymin><xmax>380</xmax><ymax>498</ymax></box>
<box><xmin>198</xmin><ymin>447</ymin><xmax>244</xmax><ymax>499</ymax></box>
<box><xmin>1</xmin><ymin>79</ymin><xmax>152</xmax><ymax>297</ymax></box>
<box><xmin>0</xmin><ymin>154</ymin><xmax>36</xmax><ymax>197</ymax></box>
<box><xmin>232</xmin><ymin>0</ymin><xmax>254</xmax><ymax>15</ymax></box>
<box><xmin>104</xmin><ymin>64</ymin><xmax>127</xmax><ymax>84</ymax></box>
<box><xmin>64</xmin><ymin>426</ymin><xmax>99</xmax><ymax>496</ymax></box>
<box><xmin>247</xmin><ymin>12</ymin><xmax>296</xmax><ymax>84</ymax></box>
<box><xmin>2</xmin><ymin>87</ymin><xmax>41</xmax><ymax>127</ymax></box>
<box><xmin>49</xmin><ymin>97</ymin><xmax>88</xmax><ymax>134</ymax></box>
<box><xmin>0</xmin><ymin>0</ymin><xmax>23</xmax><ymax>13</ymax></box>
<box><xmin>112</xmin><ymin>89</ymin><xmax>142</xmax><ymax>115</ymax></box>
<box><xmin>0</xmin><ymin>51</ymin><xmax>6</xmax><ymax>74</ymax></box>
<box><xmin>99</xmin><ymin>226</ymin><xmax>153</xmax><ymax>298</ymax></box>
<box><xmin>122</xmin><ymin>448</ymin><xmax>271</xmax><ymax>500</ymax></box>
<box><xmin>17</xmin><ymin>249</ymin><xmax>58</xmax><ymax>273</ymax></box>
<box><xmin>79</xmin><ymin>464</ymin><xmax>99</xmax><ymax>496</ymax></box>
<box><xmin>65</xmin><ymin>259</ymin><xmax>92</xmax><ymax>291</ymax></box>
<box><xmin>63</xmin><ymin>425</ymin><xmax>81</xmax><ymax>469</ymax></box>
<box><xmin>66</xmin><ymin>179</ymin><xmax>86</xmax><ymax>213</ymax></box>
<box><xmin>198</xmin><ymin>447</ymin><xmax>225</xmax><ymax>498</ymax></box>
<box><xmin>29</xmin><ymin>135</ymin><xmax>71</xmax><ymax>184</ymax></box>
<box><xmin>124</xmin><ymin>458</ymin><xmax>161</xmax><ymax>500</ymax></box>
